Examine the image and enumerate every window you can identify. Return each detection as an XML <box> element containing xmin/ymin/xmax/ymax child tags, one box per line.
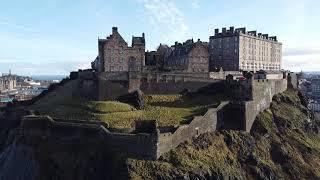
<box><xmin>119</xmin><ymin>66</ymin><xmax>123</xmax><ymax>71</ymax></box>
<box><xmin>110</xmin><ymin>66</ymin><xmax>114</xmax><ymax>71</ymax></box>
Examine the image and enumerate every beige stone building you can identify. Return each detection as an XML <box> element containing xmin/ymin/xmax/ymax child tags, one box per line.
<box><xmin>93</xmin><ymin>27</ymin><xmax>145</xmax><ymax>73</ymax></box>
<box><xmin>209</xmin><ymin>27</ymin><xmax>282</xmax><ymax>72</ymax></box>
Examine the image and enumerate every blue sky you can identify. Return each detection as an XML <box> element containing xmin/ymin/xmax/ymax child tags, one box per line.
<box><xmin>0</xmin><ymin>0</ymin><xmax>319</xmax><ymax>75</ymax></box>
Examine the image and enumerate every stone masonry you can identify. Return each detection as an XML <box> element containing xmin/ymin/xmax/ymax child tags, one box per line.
<box><xmin>93</xmin><ymin>27</ymin><xmax>145</xmax><ymax>73</ymax></box>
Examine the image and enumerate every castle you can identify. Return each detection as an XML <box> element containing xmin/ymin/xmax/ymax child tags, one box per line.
<box><xmin>92</xmin><ymin>26</ymin><xmax>281</xmax><ymax>74</ymax></box>
<box><xmin>86</xmin><ymin>27</ymin><xmax>283</xmax><ymax>101</ymax></box>
<box><xmin>17</xmin><ymin>27</ymin><xmax>299</xmax><ymax>160</ymax></box>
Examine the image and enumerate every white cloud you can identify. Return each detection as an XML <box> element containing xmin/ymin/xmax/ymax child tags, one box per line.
<box><xmin>191</xmin><ymin>0</ymin><xmax>200</xmax><ymax>9</ymax></box>
<box><xmin>283</xmin><ymin>47</ymin><xmax>320</xmax><ymax>56</ymax></box>
<box><xmin>138</xmin><ymin>0</ymin><xmax>188</xmax><ymax>45</ymax></box>
<box><xmin>283</xmin><ymin>46</ymin><xmax>320</xmax><ymax>72</ymax></box>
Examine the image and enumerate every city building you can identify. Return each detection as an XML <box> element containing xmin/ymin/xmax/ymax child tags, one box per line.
<box><xmin>309</xmin><ymin>100</ymin><xmax>320</xmax><ymax>112</ymax></box>
<box><xmin>209</xmin><ymin>27</ymin><xmax>282</xmax><ymax>72</ymax></box>
<box><xmin>0</xmin><ymin>73</ymin><xmax>16</xmax><ymax>92</ymax></box>
<box><xmin>311</xmin><ymin>79</ymin><xmax>320</xmax><ymax>98</ymax></box>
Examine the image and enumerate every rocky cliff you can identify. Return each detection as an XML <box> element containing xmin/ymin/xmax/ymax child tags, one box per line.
<box><xmin>0</xmin><ymin>89</ymin><xmax>319</xmax><ymax>180</ymax></box>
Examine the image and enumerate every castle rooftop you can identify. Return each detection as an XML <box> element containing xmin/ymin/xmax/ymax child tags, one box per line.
<box><xmin>211</xmin><ymin>26</ymin><xmax>279</xmax><ymax>43</ymax></box>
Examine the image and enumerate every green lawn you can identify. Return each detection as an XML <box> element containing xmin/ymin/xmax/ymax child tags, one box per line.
<box><xmin>30</xmin><ymin>80</ymin><xmax>227</xmax><ymax>130</ymax></box>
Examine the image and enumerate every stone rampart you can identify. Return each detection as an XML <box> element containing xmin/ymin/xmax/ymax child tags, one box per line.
<box><xmin>20</xmin><ymin>102</ymin><xmax>230</xmax><ymax>160</ymax></box>
<box><xmin>96</xmin><ymin>71</ymin><xmax>219</xmax><ymax>99</ymax></box>
<box><xmin>21</xmin><ymin>116</ymin><xmax>158</xmax><ymax>159</ymax></box>
<box><xmin>225</xmin><ymin>78</ymin><xmax>288</xmax><ymax>132</ymax></box>
<box><xmin>156</xmin><ymin>101</ymin><xmax>229</xmax><ymax>158</ymax></box>
<box><xmin>139</xmin><ymin>72</ymin><xmax>217</xmax><ymax>94</ymax></box>
<box><xmin>287</xmin><ymin>72</ymin><xmax>298</xmax><ymax>89</ymax></box>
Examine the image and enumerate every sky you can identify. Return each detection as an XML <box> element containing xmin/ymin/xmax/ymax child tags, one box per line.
<box><xmin>0</xmin><ymin>0</ymin><xmax>319</xmax><ymax>75</ymax></box>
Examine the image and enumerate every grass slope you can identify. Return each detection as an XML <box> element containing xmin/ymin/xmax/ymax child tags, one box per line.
<box><xmin>30</xmin><ymin>80</ymin><xmax>226</xmax><ymax>130</ymax></box>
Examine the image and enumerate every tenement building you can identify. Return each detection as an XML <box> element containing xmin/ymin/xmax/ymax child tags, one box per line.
<box><xmin>209</xmin><ymin>27</ymin><xmax>282</xmax><ymax>72</ymax></box>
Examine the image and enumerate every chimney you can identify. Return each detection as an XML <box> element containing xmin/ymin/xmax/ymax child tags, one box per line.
<box><xmin>262</xmin><ymin>34</ymin><xmax>269</xmax><ymax>39</ymax></box>
<box><xmin>112</xmin><ymin>27</ymin><xmax>118</xmax><ymax>35</ymax></box>
<box><xmin>214</xmin><ymin>28</ymin><xmax>219</xmax><ymax>35</ymax></box>
<box><xmin>270</xmin><ymin>36</ymin><xmax>277</xmax><ymax>41</ymax></box>
<box><xmin>175</xmin><ymin>41</ymin><xmax>178</xmax><ymax>46</ymax></box>
<box><xmin>142</xmin><ymin>33</ymin><xmax>145</xmax><ymax>39</ymax></box>
<box><xmin>230</xmin><ymin>26</ymin><xmax>234</xmax><ymax>33</ymax></box>
<box><xmin>222</xmin><ymin>27</ymin><xmax>227</xmax><ymax>34</ymax></box>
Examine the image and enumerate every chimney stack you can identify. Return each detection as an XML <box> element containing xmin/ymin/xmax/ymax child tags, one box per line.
<box><xmin>214</xmin><ymin>28</ymin><xmax>219</xmax><ymax>35</ymax></box>
<box><xmin>262</xmin><ymin>34</ymin><xmax>269</xmax><ymax>39</ymax></box>
<box><xmin>112</xmin><ymin>27</ymin><xmax>118</xmax><ymax>35</ymax></box>
<box><xmin>222</xmin><ymin>27</ymin><xmax>227</xmax><ymax>34</ymax></box>
<box><xmin>230</xmin><ymin>26</ymin><xmax>235</xmax><ymax>33</ymax></box>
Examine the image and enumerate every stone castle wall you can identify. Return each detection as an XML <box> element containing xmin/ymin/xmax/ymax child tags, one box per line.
<box><xmin>243</xmin><ymin>79</ymin><xmax>287</xmax><ymax>131</ymax></box>
<box><xmin>20</xmin><ymin>102</ymin><xmax>230</xmax><ymax>160</ymax></box>
<box><xmin>156</xmin><ymin>102</ymin><xmax>229</xmax><ymax>158</ymax></box>
<box><xmin>225</xmin><ymin>78</ymin><xmax>288</xmax><ymax>132</ymax></box>
<box><xmin>139</xmin><ymin>72</ymin><xmax>216</xmax><ymax>94</ymax></box>
<box><xmin>21</xmin><ymin>116</ymin><xmax>158</xmax><ymax>160</ymax></box>
<box><xmin>91</xmin><ymin>71</ymin><xmax>217</xmax><ymax>100</ymax></box>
